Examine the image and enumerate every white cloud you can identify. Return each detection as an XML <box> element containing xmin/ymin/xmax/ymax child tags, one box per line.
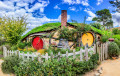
<box><xmin>0</xmin><ymin>1</ymin><xmax>14</xmax><ymax>11</ymax></box>
<box><xmin>97</xmin><ymin>0</ymin><xmax>103</xmax><ymax>5</ymax></box>
<box><xmin>62</xmin><ymin>0</ymin><xmax>89</xmax><ymax>6</ymax></box>
<box><xmin>69</xmin><ymin>7</ymin><xmax>77</xmax><ymax>11</ymax></box>
<box><xmin>54</xmin><ymin>5</ymin><xmax>60</xmax><ymax>9</ymax></box>
<box><xmin>84</xmin><ymin>9</ymin><xmax>96</xmax><ymax>21</ymax></box>
<box><xmin>112</xmin><ymin>12</ymin><xmax>120</xmax><ymax>27</ymax></box>
<box><xmin>28</xmin><ymin>1</ymin><xmax>49</xmax><ymax>13</ymax></box>
<box><xmin>81</xmin><ymin>0</ymin><xmax>89</xmax><ymax>6</ymax></box>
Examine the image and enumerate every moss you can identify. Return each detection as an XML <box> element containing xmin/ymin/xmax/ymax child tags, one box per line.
<box><xmin>21</xmin><ymin>22</ymin><xmax>61</xmax><ymax>40</ymax></box>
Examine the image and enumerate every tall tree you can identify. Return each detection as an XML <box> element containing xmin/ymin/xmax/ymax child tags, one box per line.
<box><xmin>0</xmin><ymin>16</ymin><xmax>28</xmax><ymax>45</ymax></box>
<box><xmin>105</xmin><ymin>19</ymin><xmax>113</xmax><ymax>29</ymax></box>
<box><xmin>92</xmin><ymin>9</ymin><xmax>113</xmax><ymax>29</ymax></box>
<box><xmin>109</xmin><ymin>0</ymin><xmax>120</xmax><ymax>12</ymax></box>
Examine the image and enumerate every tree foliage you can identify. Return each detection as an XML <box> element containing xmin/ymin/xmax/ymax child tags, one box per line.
<box><xmin>112</xmin><ymin>28</ymin><xmax>120</xmax><ymax>35</ymax></box>
<box><xmin>92</xmin><ymin>9</ymin><xmax>113</xmax><ymax>29</ymax></box>
<box><xmin>0</xmin><ymin>16</ymin><xmax>27</xmax><ymax>45</ymax></box>
<box><xmin>90</xmin><ymin>23</ymin><xmax>102</xmax><ymax>29</ymax></box>
<box><xmin>109</xmin><ymin>0</ymin><xmax>120</xmax><ymax>12</ymax></box>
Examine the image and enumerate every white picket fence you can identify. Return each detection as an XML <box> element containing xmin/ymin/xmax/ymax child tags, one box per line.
<box><xmin>3</xmin><ymin>44</ymin><xmax>97</xmax><ymax>62</ymax></box>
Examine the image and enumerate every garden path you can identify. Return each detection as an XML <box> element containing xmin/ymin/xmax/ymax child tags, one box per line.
<box><xmin>84</xmin><ymin>58</ymin><xmax>120</xmax><ymax>76</ymax></box>
<box><xmin>0</xmin><ymin>59</ymin><xmax>14</xmax><ymax>76</ymax></box>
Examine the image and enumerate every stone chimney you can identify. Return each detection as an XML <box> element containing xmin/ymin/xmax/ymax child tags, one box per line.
<box><xmin>61</xmin><ymin>10</ymin><xmax>67</xmax><ymax>27</ymax></box>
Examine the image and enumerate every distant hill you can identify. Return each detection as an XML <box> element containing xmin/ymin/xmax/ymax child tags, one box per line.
<box><xmin>111</xmin><ymin>27</ymin><xmax>120</xmax><ymax>30</ymax></box>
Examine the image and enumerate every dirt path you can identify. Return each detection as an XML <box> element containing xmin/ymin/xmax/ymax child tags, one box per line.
<box><xmin>0</xmin><ymin>59</ymin><xmax>14</xmax><ymax>76</ymax></box>
<box><xmin>84</xmin><ymin>58</ymin><xmax>120</xmax><ymax>76</ymax></box>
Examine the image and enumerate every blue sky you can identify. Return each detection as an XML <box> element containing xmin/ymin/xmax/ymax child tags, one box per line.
<box><xmin>0</xmin><ymin>0</ymin><xmax>120</xmax><ymax>33</ymax></box>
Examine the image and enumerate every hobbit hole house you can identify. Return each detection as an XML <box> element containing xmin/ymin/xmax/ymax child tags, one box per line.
<box><xmin>21</xmin><ymin>10</ymin><xmax>101</xmax><ymax>51</ymax></box>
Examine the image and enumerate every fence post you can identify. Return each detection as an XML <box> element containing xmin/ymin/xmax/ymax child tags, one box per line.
<box><xmin>85</xmin><ymin>45</ymin><xmax>88</xmax><ymax>61</ymax></box>
<box><xmin>15</xmin><ymin>50</ymin><xmax>19</xmax><ymax>56</ymax></box>
<box><xmin>73</xmin><ymin>49</ymin><xmax>75</xmax><ymax>59</ymax></box>
<box><xmin>18</xmin><ymin>51</ymin><xmax>21</xmax><ymax>58</ymax></box>
<box><xmin>50</xmin><ymin>52</ymin><xmax>54</xmax><ymax>60</ymax></box>
<box><xmin>27</xmin><ymin>52</ymin><xmax>29</xmax><ymax>60</ymax></box>
<box><xmin>80</xmin><ymin>49</ymin><xmax>83</xmax><ymax>61</ymax></box>
<box><xmin>103</xmin><ymin>43</ymin><xmax>105</xmax><ymax>61</ymax></box>
<box><xmin>100</xmin><ymin>44</ymin><xmax>103</xmax><ymax>61</ymax></box>
<box><xmin>22</xmin><ymin>52</ymin><xmax>24</xmax><ymax>60</ymax></box>
<box><xmin>106</xmin><ymin>42</ymin><xmax>108</xmax><ymax>59</ymax></box>
<box><xmin>45</xmin><ymin>53</ymin><xmax>48</xmax><ymax>61</ymax></box>
<box><xmin>32</xmin><ymin>53</ymin><xmax>35</xmax><ymax>60</ymax></box>
<box><xmin>38</xmin><ymin>54</ymin><xmax>42</xmax><ymax>63</ymax></box>
<box><xmin>66</xmin><ymin>51</ymin><xmax>68</xmax><ymax>60</ymax></box>
<box><xmin>3</xmin><ymin>46</ymin><xmax>7</xmax><ymax>58</ymax></box>
<box><xmin>104</xmin><ymin>42</ymin><xmax>108</xmax><ymax>59</ymax></box>
<box><xmin>58</xmin><ymin>52</ymin><xmax>60</xmax><ymax>61</ymax></box>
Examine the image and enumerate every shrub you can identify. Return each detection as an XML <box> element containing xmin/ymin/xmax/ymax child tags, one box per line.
<box><xmin>108</xmin><ymin>42</ymin><xmax>119</xmax><ymax>58</ymax></box>
<box><xmin>1</xmin><ymin>55</ymin><xmax>22</xmax><ymax>74</ymax></box>
<box><xmin>100</xmin><ymin>35</ymin><xmax>109</xmax><ymax>43</ymax></box>
<box><xmin>13</xmin><ymin>59</ymin><xmax>43</xmax><ymax>76</ymax></box>
<box><xmin>112</xmin><ymin>28</ymin><xmax>120</xmax><ymax>35</ymax></box>
<box><xmin>17</xmin><ymin>42</ymin><xmax>26</xmax><ymax>49</ymax></box>
<box><xmin>11</xmin><ymin>45</ymin><xmax>18</xmax><ymax>51</ymax></box>
<box><xmin>26</xmin><ymin>41</ymin><xmax>31</xmax><ymax>47</ymax></box>
<box><xmin>13</xmin><ymin>53</ymin><xmax>99</xmax><ymax>76</ymax></box>
<box><xmin>114</xmin><ymin>38</ymin><xmax>120</xmax><ymax>50</ymax></box>
<box><xmin>45</xmin><ymin>47</ymin><xmax>69</xmax><ymax>55</ymax></box>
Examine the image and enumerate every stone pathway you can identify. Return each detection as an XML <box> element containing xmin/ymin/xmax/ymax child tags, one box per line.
<box><xmin>0</xmin><ymin>59</ymin><xmax>14</xmax><ymax>76</ymax></box>
<box><xmin>84</xmin><ymin>58</ymin><xmax>120</xmax><ymax>76</ymax></box>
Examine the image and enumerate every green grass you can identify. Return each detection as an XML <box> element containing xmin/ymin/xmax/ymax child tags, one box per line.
<box><xmin>21</xmin><ymin>22</ymin><xmax>61</xmax><ymax>40</ymax></box>
<box><xmin>69</xmin><ymin>23</ymin><xmax>86</xmax><ymax>26</ymax></box>
<box><xmin>112</xmin><ymin>34</ymin><xmax>120</xmax><ymax>40</ymax></box>
<box><xmin>91</xmin><ymin>26</ymin><xmax>112</xmax><ymax>36</ymax></box>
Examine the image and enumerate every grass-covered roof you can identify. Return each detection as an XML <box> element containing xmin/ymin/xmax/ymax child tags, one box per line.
<box><xmin>21</xmin><ymin>22</ymin><xmax>112</xmax><ymax>40</ymax></box>
<box><xmin>21</xmin><ymin>22</ymin><xmax>61</xmax><ymax>40</ymax></box>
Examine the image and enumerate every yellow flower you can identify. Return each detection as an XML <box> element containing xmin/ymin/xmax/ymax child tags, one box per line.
<box><xmin>37</xmin><ymin>49</ymin><xmax>45</xmax><ymax>54</ymax></box>
<box><xmin>18</xmin><ymin>48</ymin><xmax>23</xmax><ymax>51</ymax></box>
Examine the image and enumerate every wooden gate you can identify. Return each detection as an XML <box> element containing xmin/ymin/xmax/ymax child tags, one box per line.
<box><xmin>96</xmin><ymin>42</ymin><xmax>109</xmax><ymax>61</ymax></box>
